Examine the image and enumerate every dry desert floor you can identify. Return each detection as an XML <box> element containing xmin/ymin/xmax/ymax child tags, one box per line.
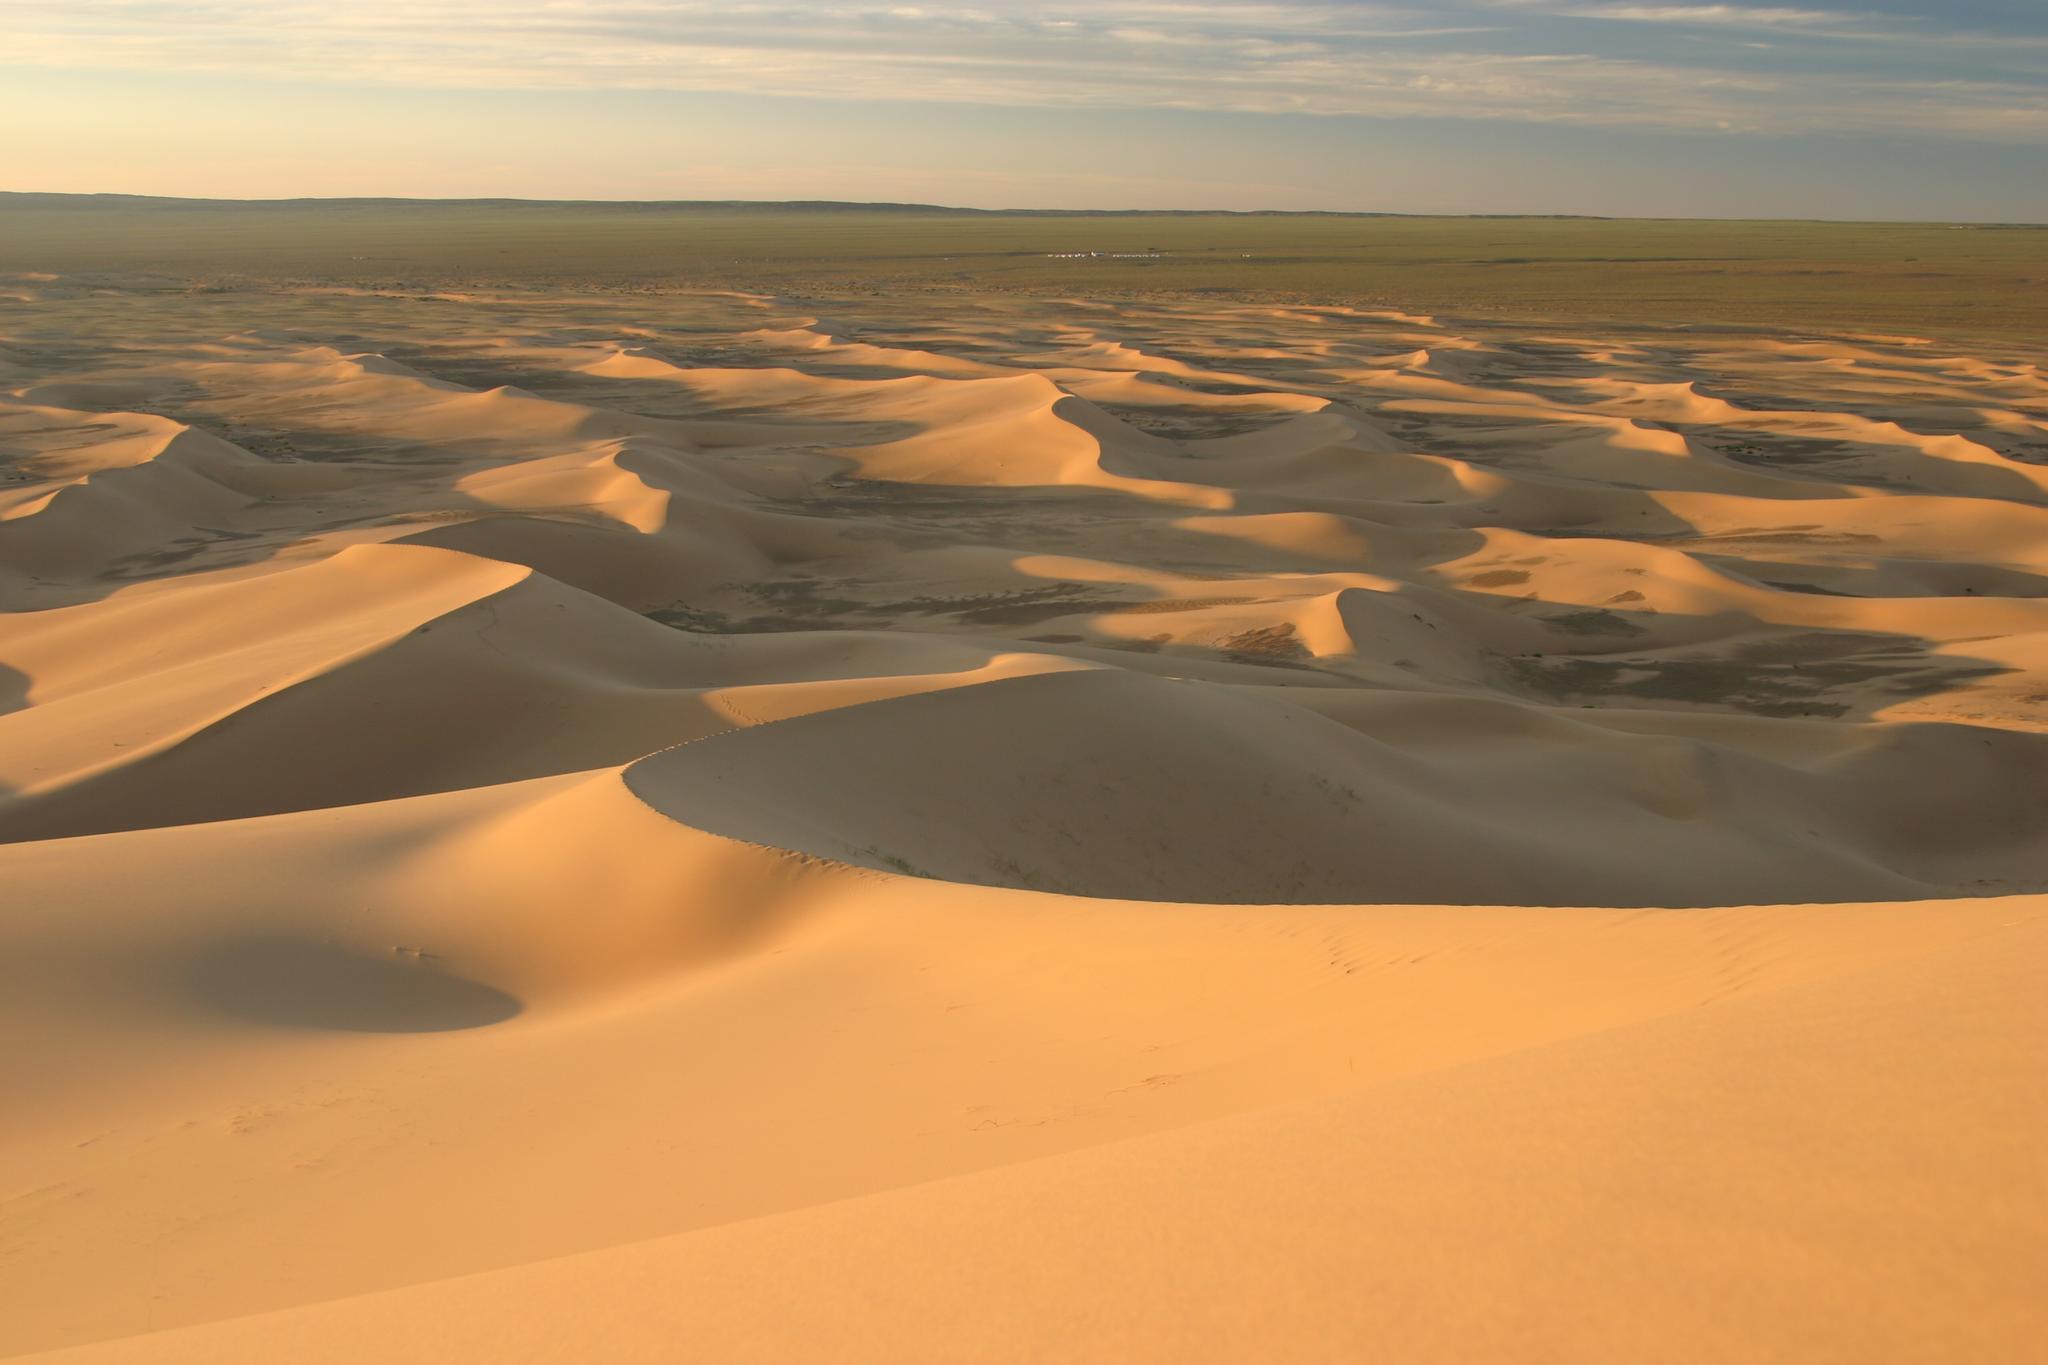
<box><xmin>2</xmin><ymin>277</ymin><xmax>2046</xmax><ymax>1361</ymax></box>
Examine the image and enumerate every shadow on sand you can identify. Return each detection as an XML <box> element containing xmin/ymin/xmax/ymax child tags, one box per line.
<box><xmin>184</xmin><ymin>935</ymin><xmax>520</xmax><ymax>1033</ymax></box>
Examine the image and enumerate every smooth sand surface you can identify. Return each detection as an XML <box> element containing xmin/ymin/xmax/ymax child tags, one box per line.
<box><xmin>3</xmin><ymin>278</ymin><xmax>2045</xmax><ymax>1359</ymax></box>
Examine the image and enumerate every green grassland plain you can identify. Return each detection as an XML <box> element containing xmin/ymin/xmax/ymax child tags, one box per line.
<box><xmin>2</xmin><ymin>194</ymin><xmax>2042</xmax><ymax>343</ymax></box>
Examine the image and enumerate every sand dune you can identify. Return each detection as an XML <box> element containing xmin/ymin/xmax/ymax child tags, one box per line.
<box><xmin>31</xmin><ymin>905</ymin><xmax>2042</xmax><ymax>1365</ymax></box>
<box><xmin>626</xmin><ymin>667</ymin><xmax>2047</xmax><ymax>906</ymax></box>
<box><xmin>3</xmin><ymin>282</ymin><xmax>2045</xmax><ymax>1360</ymax></box>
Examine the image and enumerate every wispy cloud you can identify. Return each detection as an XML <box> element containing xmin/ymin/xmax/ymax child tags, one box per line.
<box><xmin>2</xmin><ymin>0</ymin><xmax>2043</xmax><ymax>140</ymax></box>
<box><xmin>1503</xmin><ymin>3</ymin><xmax>1870</xmax><ymax>30</ymax></box>
<box><xmin>1488</xmin><ymin>0</ymin><xmax>2048</xmax><ymax>45</ymax></box>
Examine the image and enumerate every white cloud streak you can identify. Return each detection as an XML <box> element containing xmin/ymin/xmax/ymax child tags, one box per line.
<box><xmin>1501</xmin><ymin>3</ymin><xmax>1868</xmax><ymax>30</ymax></box>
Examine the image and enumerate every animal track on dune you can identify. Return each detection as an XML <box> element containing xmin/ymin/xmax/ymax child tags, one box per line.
<box><xmin>3</xmin><ymin>284</ymin><xmax>2046</xmax><ymax>903</ymax></box>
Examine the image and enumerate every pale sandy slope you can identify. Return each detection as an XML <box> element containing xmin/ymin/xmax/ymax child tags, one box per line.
<box><xmin>2</xmin><ymin>278</ymin><xmax>2045</xmax><ymax>1359</ymax></box>
<box><xmin>30</xmin><ymin>894</ymin><xmax>2045</xmax><ymax>1365</ymax></box>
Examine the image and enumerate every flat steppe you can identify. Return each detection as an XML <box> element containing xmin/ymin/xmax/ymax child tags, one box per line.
<box><xmin>2</xmin><ymin>202</ymin><xmax>2045</xmax><ymax>1361</ymax></box>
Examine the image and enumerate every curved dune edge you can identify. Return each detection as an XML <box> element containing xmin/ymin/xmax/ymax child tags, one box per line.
<box><xmin>617</xmin><ymin>666</ymin><xmax>2048</xmax><ymax>907</ymax></box>
<box><xmin>1</xmin><ymin>774</ymin><xmax>2042</xmax><ymax>1359</ymax></box>
<box><xmin>0</xmin><ymin>730</ymin><xmax>2037</xmax><ymax>1353</ymax></box>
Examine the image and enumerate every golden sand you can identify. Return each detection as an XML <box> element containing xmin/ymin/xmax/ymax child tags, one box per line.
<box><xmin>4</xmin><ymin>281</ymin><xmax>2044</xmax><ymax>1360</ymax></box>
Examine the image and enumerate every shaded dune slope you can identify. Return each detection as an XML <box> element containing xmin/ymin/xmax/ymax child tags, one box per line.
<box><xmin>625</xmin><ymin>667</ymin><xmax>2048</xmax><ymax>906</ymax></box>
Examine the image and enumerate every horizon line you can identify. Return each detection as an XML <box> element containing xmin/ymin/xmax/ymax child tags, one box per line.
<box><xmin>4</xmin><ymin>190</ymin><xmax>2045</xmax><ymax>228</ymax></box>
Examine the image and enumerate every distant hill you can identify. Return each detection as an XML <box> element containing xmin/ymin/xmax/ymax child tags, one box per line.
<box><xmin>0</xmin><ymin>191</ymin><xmax>1611</xmax><ymax>220</ymax></box>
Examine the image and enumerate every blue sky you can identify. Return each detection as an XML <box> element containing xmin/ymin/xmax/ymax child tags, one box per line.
<box><xmin>3</xmin><ymin>1</ymin><xmax>2044</xmax><ymax>216</ymax></box>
